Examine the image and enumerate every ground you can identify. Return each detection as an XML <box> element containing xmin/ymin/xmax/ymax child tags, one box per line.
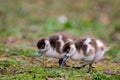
<box><xmin>0</xmin><ymin>0</ymin><xmax>120</xmax><ymax>80</ymax></box>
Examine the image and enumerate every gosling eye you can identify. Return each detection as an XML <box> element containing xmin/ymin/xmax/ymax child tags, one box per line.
<box><xmin>66</xmin><ymin>49</ymin><xmax>70</xmax><ymax>53</ymax></box>
<box><xmin>41</xmin><ymin>44</ymin><xmax>45</xmax><ymax>49</ymax></box>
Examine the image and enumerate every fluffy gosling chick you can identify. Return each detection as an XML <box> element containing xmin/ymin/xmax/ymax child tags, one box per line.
<box><xmin>37</xmin><ymin>33</ymin><xmax>73</xmax><ymax>66</ymax></box>
<box><xmin>60</xmin><ymin>37</ymin><xmax>109</xmax><ymax>72</ymax></box>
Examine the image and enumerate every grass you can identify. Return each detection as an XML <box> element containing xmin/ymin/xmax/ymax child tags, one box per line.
<box><xmin>0</xmin><ymin>45</ymin><xmax>120</xmax><ymax>80</ymax></box>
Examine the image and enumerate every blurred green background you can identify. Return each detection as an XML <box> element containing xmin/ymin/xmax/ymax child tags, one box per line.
<box><xmin>0</xmin><ymin>0</ymin><xmax>120</xmax><ymax>46</ymax></box>
<box><xmin>0</xmin><ymin>0</ymin><xmax>120</xmax><ymax>80</ymax></box>
<box><xmin>0</xmin><ymin>0</ymin><xmax>120</xmax><ymax>56</ymax></box>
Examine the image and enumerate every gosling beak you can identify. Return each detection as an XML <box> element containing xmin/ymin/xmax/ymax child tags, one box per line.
<box><xmin>38</xmin><ymin>50</ymin><xmax>43</xmax><ymax>57</ymax></box>
<box><xmin>60</xmin><ymin>55</ymin><xmax>69</xmax><ymax>68</ymax></box>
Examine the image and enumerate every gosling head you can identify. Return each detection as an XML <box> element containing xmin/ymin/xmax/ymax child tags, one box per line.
<box><xmin>37</xmin><ymin>38</ymin><xmax>50</xmax><ymax>57</ymax></box>
<box><xmin>60</xmin><ymin>41</ymin><xmax>76</xmax><ymax>68</ymax></box>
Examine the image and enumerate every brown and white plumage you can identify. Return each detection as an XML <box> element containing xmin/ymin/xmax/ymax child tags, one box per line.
<box><xmin>60</xmin><ymin>37</ymin><xmax>109</xmax><ymax>72</ymax></box>
<box><xmin>37</xmin><ymin>33</ymin><xmax>73</xmax><ymax>66</ymax></box>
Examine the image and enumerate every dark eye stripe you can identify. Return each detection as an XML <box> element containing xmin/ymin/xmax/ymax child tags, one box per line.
<box><xmin>41</xmin><ymin>44</ymin><xmax>45</xmax><ymax>49</ymax></box>
<box><xmin>37</xmin><ymin>38</ymin><xmax>46</xmax><ymax>49</ymax></box>
<box><xmin>66</xmin><ymin>49</ymin><xmax>69</xmax><ymax>53</ymax></box>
